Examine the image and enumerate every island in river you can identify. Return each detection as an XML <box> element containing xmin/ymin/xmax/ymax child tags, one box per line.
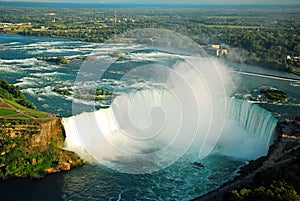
<box><xmin>0</xmin><ymin>3</ymin><xmax>299</xmax><ymax>75</ymax></box>
<box><xmin>0</xmin><ymin>3</ymin><xmax>299</xmax><ymax>199</ymax></box>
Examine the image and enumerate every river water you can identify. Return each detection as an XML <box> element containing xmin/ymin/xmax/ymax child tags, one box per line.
<box><xmin>0</xmin><ymin>34</ymin><xmax>299</xmax><ymax>201</ymax></box>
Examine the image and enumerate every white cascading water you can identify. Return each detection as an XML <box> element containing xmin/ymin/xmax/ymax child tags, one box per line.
<box><xmin>62</xmin><ymin>57</ymin><xmax>278</xmax><ymax>173</ymax></box>
<box><xmin>63</xmin><ymin>57</ymin><xmax>232</xmax><ymax>173</ymax></box>
<box><xmin>227</xmin><ymin>98</ymin><xmax>277</xmax><ymax>144</ymax></box>
<box><xmin>215</xmin><ymin>98</ymin><xmax>278</xmax><ymax>159</ymax></box>
<box><xmin>63</xmin><ymin>94</ymin><xmax>278</xmax><ymax>161</ymax></box>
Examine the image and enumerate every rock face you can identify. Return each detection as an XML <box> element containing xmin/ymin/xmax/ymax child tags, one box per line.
<box><xmin>0</xmin><ymin>79</ymin><xmax>84</xmax><ymax>179</ymax></box>
<box><xmin>0</xmin><ymin>117</ymin><xmax>84</xmax><ymax>179</ymax></box>
<box><xmin>277</xmin><ymin>117</ymin><xmax>300</xmax><ymax>137</ymax></box>
<box><xmin>30</xmin><ymin>118</ymin><xmax>65</xmax><ymax>150</ymax></box>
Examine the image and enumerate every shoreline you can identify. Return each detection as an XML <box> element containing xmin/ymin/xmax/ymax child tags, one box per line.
<box><xmin>192</xmin><ymin>117</ymin><xmax>300</xmax><ymax>201</ymax></box>
<box><xmin>1</xmin><ymin>32</ymin><xmax>299</xmax><ymax>77</ymax></box>
<box><xmin>1</xmin><ymin>33</ymin><xmax>300</xmax><ymax>199</ymax></box>
<box><xmin>0</xmin><ymin>82</ymin><xmax>85</xmax><ymax>179</ymax></box>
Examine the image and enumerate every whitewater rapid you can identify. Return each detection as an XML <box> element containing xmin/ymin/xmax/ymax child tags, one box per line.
<box><xmin>62</xmin><ymin>53</ymin><xmax>278</xmax><ymax>173</ymax></box>
<box><xmin>215</xmin><ymin>98</ymin><xmax>277</xmax><ymax>159</ymax></box>
<box><xmin>63</xmin><ymin>91</ymin><xmax>278</xmax><ymax>170</ymax></box>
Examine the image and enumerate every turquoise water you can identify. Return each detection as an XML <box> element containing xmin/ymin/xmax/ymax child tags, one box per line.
<box><xmin>1</xmin><ymin>155</ymin><xmax>243</xmax><ymax>201</ymax></box>
<box><xmin>0</xmin><ymin>34</ymin><xmax>299</xmax><ymax>200</ymax></box>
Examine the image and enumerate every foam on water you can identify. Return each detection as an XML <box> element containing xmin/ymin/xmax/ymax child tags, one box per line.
<box><xmin>0</xmin><ymin>33</ymin><xmax>290</xmax><ymax>201</ymax></box>
<box><xmin>215</xmin><ymin>98</ymin><xmax>278</xmax><ymax>159</ymax></box>
<box><xmin>0</xmin><ymin>58</ymin><xmax>37</xmax><ymax>64</ymax></box>
<box><xmin>62</xmin><ymin>55</ymin><xmax>277</xmax><ymax>176</ymax></box>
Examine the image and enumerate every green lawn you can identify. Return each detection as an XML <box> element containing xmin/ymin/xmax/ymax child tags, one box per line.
<box><xmin>4</xmin><ymin>99</ymin><xmax>49</xmax><ymax>118</ymax></box>
<box><xmin>0</xmin><ymin>108</ymin><xmax>18</xmax><ymax>116</ymax></box>
<box><xmin>26</xmin><ymin>110</ymin><xmax>49</xmax><ymax>118</ymax></box>
<box><xmin>5</xmin><ymin>99</ymin><xmax>30</xmax><ymax>111</ymax></box>
<box><xmin>9</xmin><ymin>114</ymin><xmax>31</xmax><ymax>119</ymax></box>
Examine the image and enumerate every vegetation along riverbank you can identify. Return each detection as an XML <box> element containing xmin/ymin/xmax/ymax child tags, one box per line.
<box><xmin>0</xmin><ymin>80</ymin><xmax>84</xmax><ymax>179</ymax></box>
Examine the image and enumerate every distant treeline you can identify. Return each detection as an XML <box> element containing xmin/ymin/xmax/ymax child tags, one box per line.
<box><xmin>0</xmin><ymin>5</ymin><xmax>299</xmax><ymax>74</ymax></box>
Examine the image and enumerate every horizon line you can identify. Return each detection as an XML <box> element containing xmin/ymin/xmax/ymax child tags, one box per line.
<box><xmin>0</xmin><ymin>1</ymin><xmax>300</xmax><ymax>6</ymax></box>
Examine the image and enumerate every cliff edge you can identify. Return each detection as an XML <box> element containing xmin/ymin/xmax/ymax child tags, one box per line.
<box><xmin>0</xmin><ymin>115</ymin><xmax>84</xmax><ymax>179</ymax></box>
<box><xmin>0</xmin><ymin>80</ymin><xmax>84</xmax><ymax>179</ymax></box>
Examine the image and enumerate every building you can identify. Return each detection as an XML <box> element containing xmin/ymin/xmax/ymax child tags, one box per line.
<box><xmin>211</xmin><ymin>44</ymin><xmax>221</xmax><ymax>49</ymax></box>
<box><xmin>217</xmin><ymin>49</ymin><xmax>228</xmax><ymax>56</ymax></box>
<box><xmin>206</xmin><ymin>44</ymin><xmax>229</xmax><ymax>57</ymax></box>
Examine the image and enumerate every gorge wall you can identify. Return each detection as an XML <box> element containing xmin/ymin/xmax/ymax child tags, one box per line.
<box><xmin>0</xmin><ymin>117</ymin><xmax>84</xmax><ymax>179</ymax></box>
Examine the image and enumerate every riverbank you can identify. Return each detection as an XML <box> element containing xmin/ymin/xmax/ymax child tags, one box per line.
<box><xmin>0</xmin><ymin>81</ymin><xmax>84</xmax><ymax>179</ymax></box>
<box><xmin>1</xmin><ymin>31</ymin><xmax>300</xmax><ymax>199</ymax></box>
<box><xmin>0</xmin><ymin>4</ymin><xmax>299</xmax><ymax>75</ymax></box>
<box><xmin>192</xmin><ymin>117</ymin><xmax>300</xmax><ymax>201</ymax></box>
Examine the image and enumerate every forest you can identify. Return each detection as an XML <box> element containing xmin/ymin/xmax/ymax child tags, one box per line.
<box><xmin>0</xmin><ymin>4</ymin><xmax>300</xmax><ymax>74</ymax></box>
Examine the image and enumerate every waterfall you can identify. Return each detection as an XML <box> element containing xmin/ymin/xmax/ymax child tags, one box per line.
<box><xmin>62</xmin><ymin>88</ymin><xmax>209</xmax><ymax>172</ymax></box>
<box><xmin>227</xmin><ymin>98</ymin><xmax>277</xmax><ymax>144</ymax></box>
<box><xmin>61</xmin><ymin>56</ymin><xmax>278</xmax><ymax>172</ymax></box>
<box><xmin>215</xmin><ymin>98</ymin><xmax>278</xmax><ymax>160</ymax></box>
<box><xmin>62</xmin><ymin>92</ymin><xmax>278</xmax><ymax>169</ymax></box>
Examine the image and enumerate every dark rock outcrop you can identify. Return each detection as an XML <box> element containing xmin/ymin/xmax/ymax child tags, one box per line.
<box><xmin>277</xmin><ymin>117</ymin><xmax>300</xmax><ymax>137</ymax></box>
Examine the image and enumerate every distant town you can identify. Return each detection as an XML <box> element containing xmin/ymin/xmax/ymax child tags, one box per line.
<box><xmin>0</xmin><ymin>6</ymin><xmax>299</xmax><ymax>75</ymax></box>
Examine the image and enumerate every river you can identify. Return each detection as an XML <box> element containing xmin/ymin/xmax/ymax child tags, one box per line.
<box><xmin>0</xmin><ymin>33</ymin><xmax>299</xmax><ymax>201</ymax></box>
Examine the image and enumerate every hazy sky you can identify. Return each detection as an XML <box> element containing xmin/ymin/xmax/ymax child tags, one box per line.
<box><xmin>0</xmin><ymin>0</ymin><xmax>299</xmax><ymax>5</ymax></box>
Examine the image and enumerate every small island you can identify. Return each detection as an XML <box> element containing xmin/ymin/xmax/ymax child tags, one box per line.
<box><xmin>0</xmin><ymin>80</ymin><xmax>84</xmax><ymax>179</ymax></box>
<box><xmin>53</xmin><ymin>87</ymin><xmax>72</xmax><ymax>96</ymax></box>
<box><xmin>259</xmin><ymin>86</ymin><xmax>288</xmax><ymax>103</ymax></box>
<box><xmin>52</xmin><ymin>87</ymin><xmax>114</xmax><ymax>101</ymax></box>
<box><xmin>234</xmin><ymin>86</ymin><xmax>288</xmax><ymax>104</ymax></box>
<box><xmin>109</xmin><ymin>51</ymin><xmax>126</xmax><ymax>58</ymax></box>
<box><xmin>96</xmin><ymin>88</ymin><xmax>114</xmax><ymax>96</ymax></box>
<box><xmin>37</xmin><ymin>56</ymin><xmax>69</xmax><ymax>65</ymax></box>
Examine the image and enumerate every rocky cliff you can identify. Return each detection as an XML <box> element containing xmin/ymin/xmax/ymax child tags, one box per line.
<box><xmin>0</xmin><ymin>79</ymin><xmax>84</xmax><ymax>179</ymax></box>
<box><xmin>277</xmin><ymin>117</ymin><xmax>300</xmax><ymax>137</ymax></box>
<box><xmin>0</xmin><ymin>117</ymin><xmax>84</xmax><ymax>179</ymax></box>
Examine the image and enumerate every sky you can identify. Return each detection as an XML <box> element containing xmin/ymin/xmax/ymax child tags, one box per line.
<box><xmin>0</xmin><ymin>0</ymin><xmax>299</xmax><ymax>5</ymax></box>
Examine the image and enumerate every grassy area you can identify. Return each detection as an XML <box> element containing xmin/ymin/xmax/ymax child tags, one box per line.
<box><xmin>0</xmin><ymin>129</ymin><xmax>84</xmax><ymax>179</ymax></box>
<box><xmin>4</xmin><ymin>99</ymin><xmax>49</xmax><ymax>118</ymax></box>
<box><xmin>0</xmin><ymin>80</ymin><xmax>84</xmax><ymax>179</ymax></box>
<box><xmin>8</xmin><ymin>114</ymin><xmax>31</xmax><ymax>119</ymax></box>
<box><xmin>5</xmin><ymin>98</ymin><xmax>32</xmax><ymax>111</ymax></box>
<box><xmin>292</xmin><ymin>68</ymin><xmax>300</xmax><ymax>75</ymax></box>
<box><xmin>26</xmin><ymin>109</ymin><xmax>49</xmax><ymax>118</ymax></box>
<box><xmin>0</xmin><ymin>108</ymin><xmax>18</xmax><ymax>116</ymax></box>
<box><xmin>207</xmin><ymin>25</ymin><xmax>261</xmax><ymax>29</ymax></box>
